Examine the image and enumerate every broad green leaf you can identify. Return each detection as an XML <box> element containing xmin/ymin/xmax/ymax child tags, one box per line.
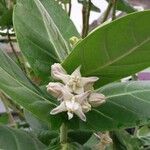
<box><xmin>0</xmin><ymin>49</ymin><xmax>62</xmax><ymax>129</ymax></box>
<box><xmin>13</xmin><ymin>0</ymin><xmax>80</xmax><ymax>81</ymax></box>
<box><xmin>63</xmin><ymin>11</ymin><xmax>150</xmax><ymax>87</ymax></box>
<box><xmin>0</xmin><ymin>125</ymin><xmax>46</xmax><ymax>150</ymax></box>
<box><xmin>82</xmin><ymin>81</ymin><xmax>150</xmax><ymax>131</ymax></box>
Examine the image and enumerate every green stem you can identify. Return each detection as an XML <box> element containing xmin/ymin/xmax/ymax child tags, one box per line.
<box><xmin>101</xmin><ymin>0</ymin><xmax>113</xmax><ymax>23</ymax></box>
<box><xmin>68</xmin><ymin>0</ymin><xmax>72</xmax><ymax>16</ymax></box>
<box><xmin>82</xmin><ymin>0</ymin><xmax>91</xmax><ymax>38</ymax></box>
<box><xmin>7</xmin><ymin>29</ymin><xmax>26</xmax><ymax>74</ymax></box>
<box><xmin>60</xmin><ymin>123</ymin><xmax>68</xmax><ymax>144</ymax></box>
<box><xmin>112</xmin><ymin>0</ymin><xmax>117</xmax><ymax>20</ymax></box>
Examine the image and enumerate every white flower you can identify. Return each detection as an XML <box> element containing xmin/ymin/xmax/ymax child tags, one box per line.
<box><xmin>48</xmin><ymin>63</ymin><xmax>106</xmax><ymax>122</ymax></box>
<box><xmin>46</xmin><ymin>82</ymin><xmax>63</xmax><ymax>100</ymax></box>
<box><xmin>50</xmin><ymin>89</ymin><xmax>90</xmax><ymax>121</ymax></box>
<box><xmin>51</xmin><ymin>63</ymin><xmax>99</xmax><ymax>94</ymax></box>
<box><xmin>88</xmin><ymin>93</ymin><xmax>106</xmax><ymax>107</ymax></box>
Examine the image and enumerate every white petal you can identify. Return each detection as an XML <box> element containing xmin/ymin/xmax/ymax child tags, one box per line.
<box><xmin>51</xmin><ymin>63</ymin><xmax>67</xmax><ymax>76</ymax></box>
<box><xmin>89</xmin><ymin>93</ymin><xmax>106</xmax><ymax>107</ymax></box>
<box><xmin>71</xmin><ymin>66</ymin><xmax>81</xmax><ymax>77</ymax></box>
<box><xmin>74</xmin><ymin>105</ymin><xmax>86</xmax><ymax>122</ymax></box>
<box><xmin>51</xmin><ymin>63</ymin><xmax>69</xmax><ymax>84</ymax></box>
<box><xmin>50</xmin><ymin>102</ymin><xmax>67</xmax><ymax>115</ymax></box>
<box><xmin>61</xmin><ymin>87</ymin><xmax>73</xmax><ymax>101</ymax></box>
<box><xmin>65</xmin><ymin>100</ymin><xmax>74</xmax><ymax>110</ymax></box>
<box><xmin>67</xmin><ymin>112</ymin><xmax>74</xmax><ymax>120</ymax></box>
<box><xmin>82</xmin><ymin>101</ymin><xmax>91</xmax><ymax>113</ymax></box>
<box><xmin>46</xmin><ymin>82</ymin><xmax>63</xmax><ymax>98</ymax></box>
<box><xmin>82</xmin><ymin>77</ymin><xmax>99</xmax><ymax>91</ymax></box>
<box><xmin>75</xmin><ymin>91</ymin><xmax>90</xmax><ymax>104</ymax></box>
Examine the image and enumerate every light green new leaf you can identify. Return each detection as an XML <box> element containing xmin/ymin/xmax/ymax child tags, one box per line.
<box><xmin>63</xmin><ymin>11</ymin><xmax>150</xmax><ymax>87</ymax></box>
<box><xmin>0</xmin><ymin>125</ymin><xmax>46</xmax><ymax>150</ymax></box>
<box><xmin>13</xmin><ymin>0</ymin><xmax>80</xmax><ymax>81</ymax></box>
<box><xmin>106</xmin><ymin>0</ymin><xmax>136</xmax><ymax>13</ymax></box>
<box><xmin>83</xmin><ymin>81</ymin><xmax>150</xmax><ymax>131</ymax></box>
<box><xmin>0</xmin><ymin>49</ymin><xmax>62</xmax><ymax>129</ymax></box>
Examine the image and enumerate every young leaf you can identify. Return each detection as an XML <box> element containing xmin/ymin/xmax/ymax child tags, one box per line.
<box><xmin>106</xmin><ymin>0</ymin><xmax>136</xmax><ymax>13</ymax></box>
<box><xmin>13</xmin><ymin>0</ymin><xmax>80</xmax><ymax>81</ymax></box>
<box><xmin>0</xmin><ymin>125</ymin><xmax>46</xmax><ymax>150</ymax></box>
<box><xmin>63</xmin><ymin>11</ymin><xmax>150</xmax><ymax>87</ymax></box>
<box><xmin>0</xmin><ymin>49</ymin><xmax>62</xmax><ymax>129</ymax></box>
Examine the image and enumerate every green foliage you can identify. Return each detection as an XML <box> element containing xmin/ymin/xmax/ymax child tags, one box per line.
<box><xmin>106</xmin><ymin>0</ymin><xmax>136</xmax><ymax>13</ymax></box>
<box><xmin>13</xmin><ymin>0</ymin><xmax>79</xmax><ymax>82</ymax></box>
<box><xmin>63</xmin><ymin>11</ymin><xmax>150</xmax><ymax>87</ymax></box>
<box><xmin>112</xmin><ymin>130</ymin><xmax>141</xmax><ymax>150</ymax></box>
<box><xmin>0</xmin><ymin>49</ymin><xmax>62</xmax><ymax>129</ymax></box>
<box><xmin>0</xmin><ymin>125</ymin><xmax>46</xmax><ymax>150</ymax></box>
<box><xmin>83</xmin><ymin>81</ymin><xmax>150</xmax><ymax>131</ymax></box>
<box><xmin>0</xmin><ymin>0</ymin><xmax>13</xmax><ymax>28</ymax></box>
<box><xmin>0</xmin><ymin>113</ymin><xmax>9</xmax><ymax>125</ymax></box>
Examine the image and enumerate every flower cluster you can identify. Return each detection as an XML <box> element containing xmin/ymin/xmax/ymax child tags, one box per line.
<box><xmin>46</xmin><ymin>63</ymin><xmax>106</xmax><ymax>122</ymax></box>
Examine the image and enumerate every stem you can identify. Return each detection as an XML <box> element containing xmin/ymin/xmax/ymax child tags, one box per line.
<box><xmin>132</xmin><ymin>74</ymin><xmax>138</xmax><ymax>80</ymax></box>
<box><xmin>7</xmin><ymin>29</ymin><xmax>24</xmax><ymax>71</ymax></box>
<box><xmin>82</xmin><ymin>0</ymin><xmax>91</xmax><ymax>38</ymax></box>
<box><xmin>112</xmin><ymin>0</ymin><xmax>117</xmax><ymax>21</ymax></box>
<box><xmin>60</xmin><ymin>123</ymin><xmax>68</xmax><ymax>144</ymax></box>
<box><xmin>101</xmin><ymin>0</ymin><xmax>113</xmax><ymax>23</ymax></box>
<box><xmin>68</xmin><ymin>0</ymin><xmax>72</xmax><ymax>16</ymax></box>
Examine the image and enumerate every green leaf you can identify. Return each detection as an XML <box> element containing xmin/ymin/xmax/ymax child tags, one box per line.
<box><xmin>0</xmin><ymin>113</ymin><xmax>9</xmax><ymax>125</ymax></box>
<box><xmin>0</xmin><ymin>125</ymin><xmax>46</xmax><ymax>150</ymax></box>
<box><xmin>82</xmin><ymin>81</ymin><xmax>150</xmax><ymax>131</ymax></box>
<box><xmin>0</xmin><ymin>0</ymin><xmax>13</xmax><ymax>28</ymax></box>
<box><xmin>48</xmin><ymin>142</ymin><xmax>88</xmax><ymax>150</ymax></box>
<box><xmin>0</xmin><ymin>49</ymin><xmax>62</xmax><ymax>129</ymax></box>
<box><xmin>112</xmin><ymin>130</ymin><xmax>141</xmax><ymax>150</ymax></box>
<box><xmin>83</xmin><ymin>134</ymin><xmax>100</xmax><ymax>149</ymax></box>
<box><xmin>13</xmin><ymin>0</ymin><xmax>80</xmax><ymax>81</ymax></box>
<box><xmin>116</xmin><ymin>0</ymin><xmax>136</xmax><ymax>13</ymax></box>
<box><xmin>137</xmin><ymin>125</ymin><xmax>150</xmax><ymax>148</ymax></box>
<box><xmin>106</xmin><ymin>0</ymin><xmax>136</xmax><ymax>13</ymax></box>
<box><xmin>24</xmin><ymin>110</ymin><xmax>49</xmax><ymax>133</ymax></box>
<box><xmin>63</xmin><ymin>11</ymin><xmax>150</xmax><ymax>87</ymax></box>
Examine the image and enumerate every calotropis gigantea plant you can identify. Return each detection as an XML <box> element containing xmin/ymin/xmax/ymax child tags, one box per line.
<box><xmin>0</xmin><ymin>0</ymin><xmax>150</xmax><ymax>149</ymax></box>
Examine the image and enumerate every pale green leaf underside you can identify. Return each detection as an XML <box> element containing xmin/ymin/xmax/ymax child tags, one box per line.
<box><xmin>0</xmin><ymin>125</ymin><xmax>46</xmax><ymax>150</ymax></box>
<box><xmin>63</xmin><ymin>11</ymin><xmax>150</xmax><ymax>87</ymax></box>
<box><xmin>83</xmin><ymin>81</ymin><xmax>150</xmax><ymax>131</ymax></box>
<box><xmin>13</xmin><ymin>0</ymin><xmax>79</xmax><ymax>81</ymax></box>
<box><xmin>0</xmin><ymin>49</ymin><xmax>62</xmax><ymax>129</ymax></box>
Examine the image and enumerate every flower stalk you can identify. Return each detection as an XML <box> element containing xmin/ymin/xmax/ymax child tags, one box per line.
<box><xmin>60</xmin><ymin>123</ymin><xmax>68</xmax><ymax>144</ymax></box>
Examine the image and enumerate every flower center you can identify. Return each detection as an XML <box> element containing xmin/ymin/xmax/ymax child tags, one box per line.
<box><xmin>68</xmin><ymin>76</ymin><xmax>81</xmax><ymax>91</ymax></box>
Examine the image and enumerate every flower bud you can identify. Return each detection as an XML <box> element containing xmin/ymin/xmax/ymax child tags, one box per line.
<box><xmin>46</xmin><ymin>82</ymin><xmax>63</xmax><ymax>99</ymax></box>
<box><xmin>51</xmin><ymin>63</ymin><xmax>68</xmax><ymax>82</ymax></box>
<box><xmin>89</xmin><ymin>93</ymin><xmax>106</xmax><ymax>107</ymax></box>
